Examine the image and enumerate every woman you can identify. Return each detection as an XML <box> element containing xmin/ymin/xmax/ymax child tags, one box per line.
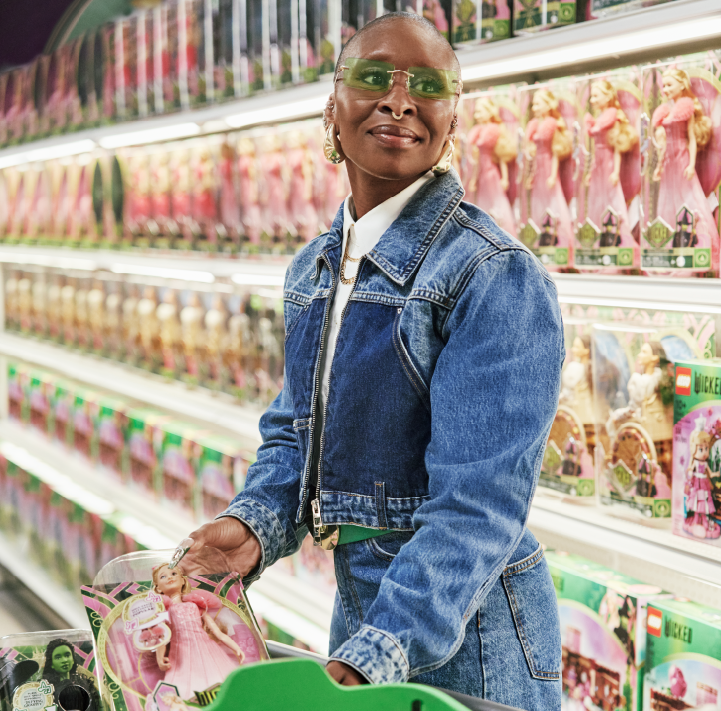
<box><xmin>184</xmin><ymin>12</ymin><xmax>563</xmax><ymax>708</ymax></box>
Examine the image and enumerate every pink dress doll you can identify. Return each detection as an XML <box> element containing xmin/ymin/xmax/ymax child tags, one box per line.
<box><xmin>237</xmin><ymin>137</ymin><xmax>262</xmax><ymax>249</ymax></box>
<box><xmin>152</xmin><ymin>564</ymin><xmax>242</xmax><ymax>700</ymax></box>
<box><xmin>259</xmin><ymin>134</ymin><xmax>289</xmax><ymax>247</ymax></box>
<box><xmin>650</xmin><ymin>68</ymin><xmax>719</xmax><ymax>273</ymax></box>
<box><xmin>521</xmin><ymin>89</ymin><xmax>574</xmax><ymax>270</ymax></box>
<box><xmin>219</xmin><ymin>142</ymin><xmax>241</xmax><ymax>243</ymax></box>
<box><xmin>684</xmin><ymin>416</ymin><xmax>720</xmax><ymax>539</ymax></box>
<box><xmin>579</xmin><ymin>80</ymin><xmax>639</xmax><ymax>270</ymax></box>
<box><xmin>467</xmin><ymin>98</ymin><xmax>517</xmax><ymax>235</ymax></box>
<box><xmin>286</xmin><ymin>130</ymin><xmax>319</xmax><ymax>245</ymax></box>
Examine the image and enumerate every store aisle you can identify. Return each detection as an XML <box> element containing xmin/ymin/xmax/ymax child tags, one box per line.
<box><xmin>0</xmin><ymin>565</ymin><xmax>67</xmax><ymax>635</ymax></box>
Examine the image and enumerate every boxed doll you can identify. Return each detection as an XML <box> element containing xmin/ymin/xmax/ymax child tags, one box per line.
<box><xmin>82</xmin><ymin>550</ymin><xmax>268</xmax><ymax>711</ymax></box>
<box><xmin>0</xmin><ymin>629</ymin><xmax>101</xmax><ymax>711</ymax></box>
<box><xmin>127</xmin><ymin>408</ymin><xmax>174</xmax><ymax>495</ymax></box>
<box><xmin>210</xmin><ymin>0</ymin><xmax>238</xmax><ymax>100</ymax></box>
<box><xmin>513</xmin><ymin>0</ymin><xmax>577</xmax><ymax>34</ymax></box>
<box><xmin>574</xmin><ymin>68</ymin><xmax>643</xmax><ymax>272</ymax></box>
<box><xmin>672</xmin><ymin>358</ymin><xmax>721</xmax><ymax>544</ymax></box>
<box><xmin>643</xmin><ymin>598</ymin><xmax>721</xmax><ymax>710</ymax></box>
<box><xmin>452</xmin><ymin>0</ymin><xmax>511</xmax><ymax>47</ymax></box>
<box><xmin>546</xmin><ymin>550</ymin><xmax>669</xmax><ymax>711</ymax></box>
<box><xmin>517</xmin><ymin>81</ymin><xmax>577</xmax><ymax>271</ymax></box>
<box><xmin>641</xmin><ymin>52</ymin><xmax>721</xmax><ymax>276</ymax></box>
<box><xmin>592</xmin><ymin>321</ymin><xmax>708</xmax><ymax>522</ymax></box>
<box><xmin>540</xmin><ymin>320</ymin><xmax>596</xmax><ymax>500</ymax></box>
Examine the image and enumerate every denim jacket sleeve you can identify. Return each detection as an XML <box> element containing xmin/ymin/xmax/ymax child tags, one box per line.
<box><xmin>329</xmin><ymin>248</ymin><xmax>564</xmax><ymax>684</ymax></box>
<box><xmin>217</xmin><ymin>267</ymin><xmax>306</xmax><ymax>583</ymax></box>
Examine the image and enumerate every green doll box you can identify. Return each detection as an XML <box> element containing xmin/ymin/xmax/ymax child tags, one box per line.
<box><xmin>547</xmin><ymin>550</ymin><xmax>669</xmax><ymax>711</ymax></box>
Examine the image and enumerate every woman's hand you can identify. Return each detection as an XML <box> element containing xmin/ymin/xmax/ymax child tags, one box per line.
<box><xmin>326</xmin><ymin>661</ymin><xmax>366</xmax><ymax>686</ymax></box>
<box><xmin>180</xmin><ymin>517</ymin><xmax>262</xmax><ymax>578</ymax></box>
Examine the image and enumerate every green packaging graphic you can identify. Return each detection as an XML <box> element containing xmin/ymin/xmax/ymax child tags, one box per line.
<box><xmin>547</xmin><ymin>550</ymin><xmax>668</xmax><ymax>711</ymax></box>
<box><xmin>644</xmin><ymin>598</ymin><xmax>721</xmax><ymax>710</ymax></box>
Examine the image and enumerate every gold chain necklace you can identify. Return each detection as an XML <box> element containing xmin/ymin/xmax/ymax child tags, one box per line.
<box><xmin>340</xmin><ymin>226</ymin><xmax>361</xmax><ymax>285</ymax></box>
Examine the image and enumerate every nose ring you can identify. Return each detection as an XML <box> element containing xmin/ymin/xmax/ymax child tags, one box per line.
<box><xmin>391</xmin><ymin>112</ymin><xmax>403</xmax><ymax>121</ymax></box>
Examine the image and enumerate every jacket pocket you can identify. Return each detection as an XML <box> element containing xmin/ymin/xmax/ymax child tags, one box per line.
<box><xmin>367</xmin><ymin>530</ymin><xmax>414</xmax><ymax>562</ymax></box>
<box><xmin>502</xmin><ymin>546</ymin><xmax>561</xmax><ymax>681</ymax></box>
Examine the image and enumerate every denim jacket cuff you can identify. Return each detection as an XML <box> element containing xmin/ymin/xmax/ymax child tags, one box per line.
<box><xmin>215</xmin><ymin>499</ymin><xmax>286</xmax><ymax>585</ymax></box>
<box><xmin>330</xmin><ymin>626</ymin><xmax>410</xmax><ymax>685</ymax></box>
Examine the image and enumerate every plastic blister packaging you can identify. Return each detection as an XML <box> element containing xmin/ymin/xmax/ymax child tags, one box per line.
<box><xmin>0</xmin><ymin>630</ymin><xmax>101</xmax><ymax>711</ymax></box>
<box><xmin>82</xmin><ymin>549</ymin><xmax>269</xmax><ymax>711</ymax></box>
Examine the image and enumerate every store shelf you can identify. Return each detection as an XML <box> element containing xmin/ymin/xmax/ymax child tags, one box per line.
<box><xmin>0</xmin><ymin>530</ymin><xmax>88</xmax><ymax>629</ymax></box>
<box><xmin>0</xmin><ymin>246</ymin><xmax>290</xmax><ymax>285</ymax></box>
<box><xmin>553</xmin><ymin>273</ymin><xmax>721</xmax><ymax>314</ymax></box>
<box><xmin>0</xmin><ymin>333</ymin><xmax>264</xmax><ymax>444</ymax></box>
<box><xmin>0</xmin><ymin>420</ymin><xmax>333</xmax><ymax>648</ymax></box>
<box><xmin>529</xmin><ymin>494</ymin><xmax>721</xmax><ymax>605</ymax></box>
<box><xmin>0</xmin><ymin>0</ymin><xmax>719</xmax><ymax>165</ymax></box>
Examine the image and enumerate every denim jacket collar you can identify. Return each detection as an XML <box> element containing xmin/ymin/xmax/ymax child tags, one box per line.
<box><xmin>314</xmin><ymin>169</ymin><xmax>465</xmax><ymax>285</ymax></box>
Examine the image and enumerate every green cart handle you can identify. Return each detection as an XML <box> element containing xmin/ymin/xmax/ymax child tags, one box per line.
<box><xmin>208</xmin><ymin>642</ymin><xmax>521</xmax><ymax>711</ymax></box>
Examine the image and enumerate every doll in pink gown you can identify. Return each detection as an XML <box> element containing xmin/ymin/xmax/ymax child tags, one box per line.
<box><xmin>152</xmin><ymin>564</ymin><xmax>242</xmax><ymax>700</ymax></box>
<box><xmin>650</xmin><ymin>68</ymin><xmax>719</xmax><ymax>273</ymax></box>
<box><xmin>259</xmin><ymin>134</ymin><xmax>289</xmax><ymax>248</ymax></box>
<box><xmin>521</xmin><ymin>89</ymin><xmax>574</xmax><ymax>271</ymax></box>
<box><xmin>684</xmin><ymin>417</ymin><xmax>720</xmax><ymax>539</ymax></box>
<box><xmin>286</xmin><ymin>130</ymin><xmax>319</xmax><ymax>245</ymax></box>
<box><xmin>466</xmin><ymin>98</ymin><xmax>517</xmax><ymax>235</ymax></box>
<box><xmin>579</xmin><ymin>80</ymin><xmax>639</xmax><ymax>269</ymax></box>
<box><xmin>237</xmin><ymin>137</ymin><xmax>262</xmax><ymax>249</ymax></box>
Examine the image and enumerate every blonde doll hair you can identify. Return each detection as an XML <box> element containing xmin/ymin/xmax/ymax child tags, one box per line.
<box><xmin>690</xmin><ymin>427</ymin><xmax>712</xmax><ymax>454</ymax></box>
<box><xmin>535</xmin><ymin>89</ymin><xmax>573</xmax><ymax>161</ymax></box>
<box><xmin>593</xmin><ymin>80</ymin><xmax>638</xmax><ymax>154</ymax></box>
<box><xmin>662</xmin><ymin>68</ymin><xmax>712</xmax><ymax>148</ymax></box>
<box><xmin>476</xmin><ymin>97</ymin><xmax>518</xmax><ymax>164</ymax></box>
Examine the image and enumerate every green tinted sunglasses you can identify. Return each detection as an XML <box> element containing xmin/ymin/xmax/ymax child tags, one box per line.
<box><xmin>336</xmin><ymin>58</ymin><xmax>461</xmax><ymax>101</ymax></box>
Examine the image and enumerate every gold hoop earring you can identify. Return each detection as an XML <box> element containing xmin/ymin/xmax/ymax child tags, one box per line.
<box><xmin>432</xmin><ymin>136</ymin><xmax>455</xmax><ymax>175</ymax></box>
<box><xmin>324</xmin><ymin>124</ymin><xmax>344</xmax><ymax>164</ymax></box>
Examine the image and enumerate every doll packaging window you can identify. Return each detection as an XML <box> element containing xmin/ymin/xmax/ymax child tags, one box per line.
<box><xmin>517</xmin><ymin>81</ymin><xmax>577</xmax><ymax>271</ymax></box>
<box><xmin>82</xmin><ymin>550</ymin><xmax>269</xmax><ymax>711</ymax></box>
<box><xmin>546</xmin><ymin>550</ymin><xmax>669</xmax><ymax>711</ymax></box>
<box><xmin>591</xmin><ymin>321</ymin><xmax>709</xmax><ymax>522</ymax></box>
<box><xmin>0</xmin><ymin>629</ymin><xmax>101</xmax><ymax>711</ymax></box>
<box><xmin>641</xmin><ymin>52</ymin><xmax>721</xmax><ymax>276</ymax></box>
<box><xmin>539</xmin><ymin>319</ymin><xmax>597</xmax><ymax>500</ymax></box>
<box><xmin>457</xmin><ymin>87</ymin><xmax>520</xmax><ymax>240</ymax></box>
<box><xmin>672</xmin><ymin>358</ymin><xmax>721</xmax><ymax>545</ymax></box>
<box><xmin>643</xmin><ymin>598</ymin><xmax>721</xmax><ymax>711</ymax></box>
<box><xmin>574</xmin><ymin>69</ymin><xmax>642</xmax><ymax>272</ymax></box>
<box><xmin>452</xmin><ymin>0</ymin><xmax>511</xmax><ymax>47</ymax></box>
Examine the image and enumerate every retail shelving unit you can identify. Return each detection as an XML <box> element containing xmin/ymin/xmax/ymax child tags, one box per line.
<box><xmin>0</xmin><ymin>420</ymin><xmax>333</xmax><ymax>648</ymax></box>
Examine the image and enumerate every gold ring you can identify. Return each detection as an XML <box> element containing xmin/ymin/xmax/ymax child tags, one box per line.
<box><xmin>391</xmin><ymin>112</ymin><xmax>403</xmax><ymax>121</ymax></box>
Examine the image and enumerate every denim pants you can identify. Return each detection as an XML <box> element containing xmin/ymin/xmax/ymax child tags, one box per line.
<box><xmin>329</xmin><ymin>528</ymin><xmax>562</xmax><ymax>711</ymax></box>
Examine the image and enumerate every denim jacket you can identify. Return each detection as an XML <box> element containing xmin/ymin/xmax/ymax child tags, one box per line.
<box><xmin>220</xmin><ymin>168</ymin><xmax>564</xmax><ymax>685</ymax></box>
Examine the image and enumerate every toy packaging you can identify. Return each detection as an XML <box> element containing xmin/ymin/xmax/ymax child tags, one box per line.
<box><xmin>127</xmin><ymin>408</ymin><xmax>173</xmax><ymax>495</ymax></box>
<box><xmin>575</xmin><ymin>69</ymin><xmax>642</xmax><ymax>272</ymax></box>
<box><xmin>517</xmin><ymin>81</ymin><xmax>577</xmax><ymax>271</ymax></box>
<box><xmin>82</xmin><ymin>550</ymin><xmax>269</xmax><ymax>711</ymax></box>
<box><xmin>513</xmin><ymin>0</ymin><xmax>576</xmax><ymax>34</ymax></box>
<box><xmin>137</xmin><ymin>8</ymin><xmax>155</xmax><ymax>118</ymax></box>
<box><xmin>452</xmin><ymin>0</ymin><xmax>511</xmax><ymax>47</ymax></box>
<box><xmin>540</xmin><ymin>320</ymin><xmax>596</xmax><ymax>500</ymax></box>
<box><xmin>592</xmin><ymin>321</ymin><xmax>707</xmax><ymax>521</ymax></box>
<box><xmin>589</xmin><ymin>0</ymin><xmax>674</xmax><ymax>19</ymax></box>
<box><xmin>211</xmin><ymin>0</ymin><xmax>238</xmax><ymax>100</ymax></box>
<box><xmin>641</xmin><ymin>52</ymin><xmax>721</xmax><ymax>276</ymax></box>
<box><xmin>643</xmin><ymin>598</ymin><xmax>721</xmax><ymax>710</ymax></box>
<box><xmin>672</xmin><ymin>358</ymin><xmax>721</xmax><ymax>545</ymax></box>
<box><xmin>547</xmin><ymin>550</ymin><xmax>668</xmax><ymax>711</ymax></box>
<box><xmin>0</xmin><ymin>630</ymin><xmax>101</xmax><ymax>711</ymax></box>
<box><xmin>247</xmin><ymin>0</ymin><xmax>269</xmax><ymax>93</ymax></box>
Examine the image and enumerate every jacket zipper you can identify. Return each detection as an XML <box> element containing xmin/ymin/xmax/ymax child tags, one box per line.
<box><xmin>301</xmin><ymin>252</ymin><xmax>336</xmax><ymax>536</ymax></box>
<box><xmin>309</xmin><ymin>257</ymin><xmax>364</xmax><ymax>545</ymax></box>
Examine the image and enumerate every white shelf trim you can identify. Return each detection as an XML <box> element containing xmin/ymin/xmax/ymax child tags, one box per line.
<box><xmin>0</xmin><ymin>333</ymin><xmax>264</xmax><ymax>443</ymax></box>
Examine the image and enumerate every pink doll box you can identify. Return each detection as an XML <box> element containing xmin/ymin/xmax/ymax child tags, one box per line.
<box><xmin>517</xmin><ymin>81</ymin><xmax>578</xmax><ymax>271</ymax></box>
<box><xmin>672</xmin><ymin>359</ymin><xmax>721</xmax><ymax>546</ymax></box>
<box><xmin>574</xmin><ymin>68</ymin><xmax>643</xmax><ymax>272</ymax></box>
<box><xmin>0</xmin><ymin>629</ymin><xmax>101</xmax><ymax>711</ymax></box>
<box><xmin>591</xmin><ymin>321</ymin><xmax>710</xmax><ymax>523</ymax></box>
<box><xmin>457</xmin><ymin>86</ymin><xmax>521</xmax><ymax>240</ymax></box>
<box><xmin>452</xmin><ymin>0</ymin><xmax>512</xmax><ymax>47</ymax></box>
<box><xmin>641</xmin><ymin>52</ymin><xmax>721</xmax><ymax>276</ymax></box>
<box><xmin>82</xmin><ymin>553</ymin><xmax>269</xmax><ymax>711</ymax></box>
